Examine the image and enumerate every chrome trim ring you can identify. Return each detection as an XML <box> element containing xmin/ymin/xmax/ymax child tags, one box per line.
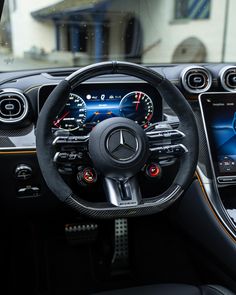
<box><xmin>181</xmin><ymin>66</ymin><xmax>212</xmax><ymax>94</ymax></box>
<box><xmin>219</xmin><ymin>65</ymin><xmax>236</xmax><ymax>92</ymax></box>
<box><xmin>0</xmin><ymin>89</ymin><xmax>29</xmax><ymax>123</ymax></box>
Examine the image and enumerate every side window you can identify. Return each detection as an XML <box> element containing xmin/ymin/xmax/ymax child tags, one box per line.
<box><xmin>175</xmin><ymin>0</ymin><xmax>211</xmax><ymax>20</ymax></box>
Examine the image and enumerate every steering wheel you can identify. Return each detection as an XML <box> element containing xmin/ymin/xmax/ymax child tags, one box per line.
<box><xmin>36</xmin><ymin>61</ymin><xmax>199</xmax><ymax>219</ymax></box>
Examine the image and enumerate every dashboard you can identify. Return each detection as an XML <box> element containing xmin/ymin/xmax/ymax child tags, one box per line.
<box><xmin>38</xmin><ymin>83</ymin><xmax>162</xmax><ymax>135</ymax></box>
<box><xmin>0</xmin><ymin>63</ymin><xmax>236</xmax><ymax>229</ymax></box>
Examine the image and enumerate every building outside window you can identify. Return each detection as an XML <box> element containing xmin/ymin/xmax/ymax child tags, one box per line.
<box><xmin>175</xmin><ymin>0</ymin><xmax>211</xmax><ymax>20</ymax></box>
<box><xmin>11</xmin><ymin>0</ymin><xmax>17</xmax><ymax>12</ymax></box>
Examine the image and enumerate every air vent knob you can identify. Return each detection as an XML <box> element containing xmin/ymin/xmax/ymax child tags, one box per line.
<box><xmin>0</xmin><ymin>99</ymin><xmax>21</xmax><ymax>117</ymax></box>
<box><xmin>227</xmin><ymin>72</ymin><xmax>236</xmax><ymax>87</ymax></box>
<box><xmin>0</xmin><ymin>89</ymin><xmax>29</xmax><ymax>123</ymax></box>
<box><xmin>188</xmin><ymin>73</ymin><xmax>205</xmax><ymax>88</ymax></box>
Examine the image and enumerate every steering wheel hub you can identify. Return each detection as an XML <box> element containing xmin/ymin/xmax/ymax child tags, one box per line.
<box><xmin>88</xmin><ymin>117</ymin><xmax>149</xmax><ymax>178</ymax></box>
<box><xmin>106</xmin><ymin>128</ymin><xmax>138</xmax><ymax>161</ymax></box>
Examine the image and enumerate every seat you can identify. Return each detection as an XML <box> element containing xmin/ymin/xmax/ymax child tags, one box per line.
<box><xmin>95</xmin><ymin>284</ymin><xmax>235</xmax><ymax>295</ymax></box>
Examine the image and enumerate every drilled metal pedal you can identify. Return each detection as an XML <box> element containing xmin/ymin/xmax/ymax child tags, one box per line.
<box><xmin>112</xmin><ymin>219</ymin><xmax>129</xmax><ymax>272</ymax></box>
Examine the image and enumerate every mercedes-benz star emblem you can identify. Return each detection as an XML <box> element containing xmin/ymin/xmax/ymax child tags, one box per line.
<box><xmin>106</xmin><ymin>129</ymin><xmax>139</xmax><ymax>161</ymax></box>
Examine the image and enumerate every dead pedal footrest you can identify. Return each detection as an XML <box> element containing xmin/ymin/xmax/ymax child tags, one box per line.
<box><xmin>65</xmin><ymin>222</ymin><xmax>99</xmax><ymax>245</ymax></box>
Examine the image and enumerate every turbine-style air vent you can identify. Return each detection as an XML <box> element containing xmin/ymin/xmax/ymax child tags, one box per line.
<box><xmin>220</xmin><ymin>66</ymin><xmax>236</xmax><ymax>92</ymax></box>
<box><xmin>0</xmin><ymin>89</ymin><xmax>28</xmax><ymax>123</ymax></box>
<box><xmin>181</xmin><ymin>66</ymin><xmax>212</xmax><ymax>93</ymax></box>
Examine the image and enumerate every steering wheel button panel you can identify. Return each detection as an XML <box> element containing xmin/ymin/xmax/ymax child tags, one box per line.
<box><xmin>146</xmin><ymin>129</ymin><xmax>185</xmax><ymax>142</ymax></box>
<box><xmin>54</xmin><ymin>152</ymin><xmax>85</xmax><ymax>163</ymax></box>
<box><xmin>53</xmin><ymin>135</ymin><xmax>89</xmax><ymax>146</ymax></box>
<box><xmin>52</xmin><ymin>136</ymin><xmax>68</xmax><ymax>144</ymax></box>
<box><xmin>59</xmin><ymin>152</ymin><xmax>68</xmax><ymax>159</ymax></box>
<box><xmin>150</xmin><ymin>144</ymin><xmax>188</xmax><ymax>157</ymax></box>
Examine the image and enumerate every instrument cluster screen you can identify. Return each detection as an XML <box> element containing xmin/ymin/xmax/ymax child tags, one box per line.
<box><xmin>200</xmin><ymin>93</ymin><xmax>236</xmax><ymax>181</ymax></box>
<box><xmin>38</xmin><ymin>83</ymin><xmax>163</xmax><ymax>134</ymax></box>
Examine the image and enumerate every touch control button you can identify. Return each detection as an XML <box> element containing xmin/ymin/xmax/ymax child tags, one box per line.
<box><xmin>15</xmin><ymin>164</ymin><xmax>32</xmax><ymax>180</ymax></box>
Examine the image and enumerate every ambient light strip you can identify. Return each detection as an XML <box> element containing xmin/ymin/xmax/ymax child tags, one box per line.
<box><xmin>0</xmin><ymin>150</ymin><xmax>36</xmax><ymax>155</ymax></box>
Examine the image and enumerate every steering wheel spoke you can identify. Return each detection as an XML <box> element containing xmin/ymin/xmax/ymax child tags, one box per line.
<box><xmin>104</xmin><ymin>176</ymin><xmax>142</xmax><ymax>207</ymax></box>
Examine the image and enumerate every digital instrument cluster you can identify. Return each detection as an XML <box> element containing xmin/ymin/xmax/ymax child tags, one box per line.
<box><xmin>38</xmin><ymin>83</ymin><xmax>162</xmax><ymax>134</ymax></box>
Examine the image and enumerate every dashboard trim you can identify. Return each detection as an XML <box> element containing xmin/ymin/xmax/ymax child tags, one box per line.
<box><xmin>0</xmin><ymin>146</ymin><xmax>36</xmax><ymax>151</ymax></box>
<box><xmin>0</xmin><ymin>149</ymin><xmax>36</xmax><ymax>155</ymax></box>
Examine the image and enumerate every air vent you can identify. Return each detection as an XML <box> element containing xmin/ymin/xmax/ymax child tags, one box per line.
<box><xmin>0</xmin><ymin>89</ymin><xmax>28</xmax><ymax>123</ymax></box>
<box><xmin>220</xmin><ymin>66</ymin><xmax>236</xmax><ymax>92</ymax></box>
<box><xmin>42</xmin><ymin>70</ymin><xmax>74</xmax><ymax>78</ymax></box>
<box><xmin>49</xmin><ymin>70</ymin><xmax>74</xmax><ymax>77</ymax></box>
<box><xmin>181</xmin><ymin>66</ymin><xmax>212</xmax><ymax>93</ymax></box>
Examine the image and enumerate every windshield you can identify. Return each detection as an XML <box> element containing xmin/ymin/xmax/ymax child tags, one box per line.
<box><xmin>0</xmin><ymin>0</ymin><xmax>234</xmax><ymax>70</ymax></box>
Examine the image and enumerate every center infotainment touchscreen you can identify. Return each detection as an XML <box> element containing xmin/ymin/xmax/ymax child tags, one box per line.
<box><xmin>200</xmin><ymin>92</ymin><xmax>236</xmax><ymax>184</ymax></box>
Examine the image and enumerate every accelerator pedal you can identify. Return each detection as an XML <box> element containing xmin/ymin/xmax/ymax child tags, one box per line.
<box><xmin>111</xmin><ymin>218</ymin><xmax>129</xmax><ymax>275</ymax></box>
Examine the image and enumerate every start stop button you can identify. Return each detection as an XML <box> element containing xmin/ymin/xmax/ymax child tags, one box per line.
<box><xmin>146</xmin><ymin>163</ymin><xmax>161</xmax><ymax>178</ymax></box>
<box><xmin>77</xmin><ymin>167</ymin><xmax>98</xmax><ymax>186</ymax></box>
